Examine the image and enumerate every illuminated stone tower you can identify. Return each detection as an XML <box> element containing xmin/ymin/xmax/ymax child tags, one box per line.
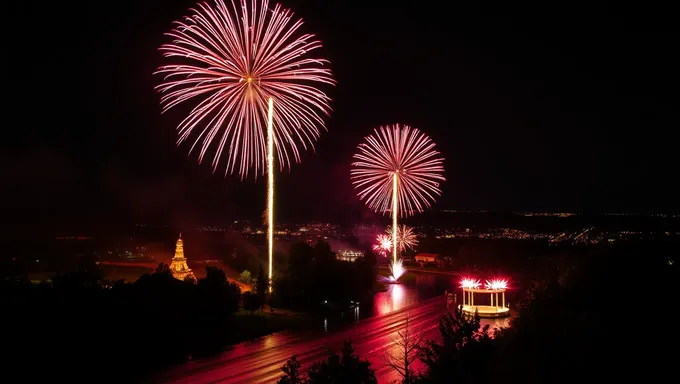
<box><xmin>169</xmin><ymin>233</ymin><xmax>195</xmax><ymax>281</ymax></box>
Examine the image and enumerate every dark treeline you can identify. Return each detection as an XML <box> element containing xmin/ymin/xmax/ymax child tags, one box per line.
<box><xmin>418</xmin><ymin>241</ymin><xmax>676</xmax><ymax>383</ymax></box>
<box><xmin>3</xmin><ymin>264</ymin><xmax>242</xmax><ymax>381</ymax></box>
<box><xmin>278</xmin><ymin>341</ymin><xmax>378</xmax><ymax>384</ymax></box>
<box><xmin>1</xmin><ymin>240</ymin><xmax>375</xmax><ymax>381</ymax></box>
<box><xmin>272</xmin><ymin>241</ymin><xmax>377</xmax><ymax>310</ymax></box>
<box><xmin>4</xmin><ymin>237</ymin><xmax>675</xmax><ymax>382</ymax></box>
<box><xmin>278</xmin><ymin>240</ymin><xmax>677</xmax><ymax>383</ymax></box>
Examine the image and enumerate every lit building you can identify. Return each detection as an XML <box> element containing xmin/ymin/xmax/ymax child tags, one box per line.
<box><xmin>337</xmin><ymin>250</ymin><xmax>364</xmax><ymax>262</ymax></box>
<box><xmin>169</xmin><ymin>234</ymin><xmax>195</xmax><ymax>281</ymax></box>
<box><xmin>459</xmin><ymin>277</ymin><xmax>510</xmax><ymax>318</ymax></box>
<box><xmin>415</xmin><ymin>253</ymin><xmax>438</xmax><ymax>265</ymax></box>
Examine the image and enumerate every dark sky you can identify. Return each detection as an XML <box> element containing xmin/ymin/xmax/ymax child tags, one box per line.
<box><xmin>4</xmin><ymin>0</ymin><xmax>676</xmax><ymax>230</ymax></box>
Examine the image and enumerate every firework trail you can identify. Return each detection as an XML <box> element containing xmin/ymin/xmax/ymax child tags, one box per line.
<box><xmin>352</xmin><ymin>124</ymin><xmax>444</xmax><ymax>263</ymax></box>
<box><xmin>351</xmin><ymin>124</ymin><xmax>445</xmax><ymax>217</ymax></box>
<box><xmin>156</xmin><ymin>0</ymin><xmax>334</xmax><ymax>287</ymax></box>
<box><xmin>156</xmin><ymin>0</ymin><xmax>335</xmax><ymax>179</ymax></box>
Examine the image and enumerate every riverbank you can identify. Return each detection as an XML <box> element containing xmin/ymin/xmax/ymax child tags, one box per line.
<box><xmin>188</xmin><ymin>307</ymin><xmax>311</xmax><ymax>360</ymax></box>
<box><xmin>377</xmin><ymin>268</ymin><xmax>418</xmax><ymax>284</ymax></box>
<box><xmin>231</xmin><ymin>308</ymin><xmax>308</xmax><ymax>335</ymax></box>
<box><xmin>378</xmin><ymin>265</ymin><xmax>462</xmax><ymax>276</ymax></box>
<box><xmin>153</xmin><ymin>296</ymin><xmax>449</xmax><ymax>384</ymax></box>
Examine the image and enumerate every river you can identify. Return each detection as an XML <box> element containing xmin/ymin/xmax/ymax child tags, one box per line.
<box><xmin>323</xmin><ymin>271</ymin><xmax>513</xmax><ymax>331</ymax></box>
<box><xmin>155</xmin><ymin>271</ymin><xmax>514</xmax><ymax>383</ymax></box>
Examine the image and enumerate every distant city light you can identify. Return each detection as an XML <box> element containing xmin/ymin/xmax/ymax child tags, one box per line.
<box><xmin>337</xmin><ymin>250</ymin><xmax>364</xmax><ymax>262</ymax></box>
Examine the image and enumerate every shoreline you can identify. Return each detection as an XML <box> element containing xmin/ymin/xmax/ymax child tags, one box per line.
<box><xmin>377</xmin><ymin>265</ymin><xmax>462</xmax><ymax>276</ymax></box>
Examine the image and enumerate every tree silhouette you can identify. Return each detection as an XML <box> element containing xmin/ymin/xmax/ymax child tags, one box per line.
<box><xmin>239</xmin><ymin>269</ymin><xmax>253</xmax><ymax>284</ymax></box>
<box><xmin>243</xmin><ymin>291</ymin><xmax>261</xmax><ymax>315</ymax></box>
<box><xmin>382</xmin><ymin>314</ymin><xmax>424</xmax><ymax>384</ymax></box>
<box><xmin>196</xmin><ymin>266</ymin><xmax>240</xmax><ymax>323</ymax></box>
<box><xmin>418</xmin><ymin>306</ymin><xmax>493</xmax><ymax>383</ymax></box>
<box><xmin>271</xmin><ymin>240</ymin><xmax>375</xmax><ymax>311</ymax></box>
<box><xmin>307</xmin><ymin>340</ymin><xmax>377</xmax><ymax>384</ymax></box>
<box><xmin>155</xmin><ymin>262</ymin><xmax>171</xmax><ymax>275</ymax></box>
<box><xmin>314</xmin><ymin>241</ymin><xmax>335</xmax><ymax>261</ymax></box>
<box><xmin>278</xmin><ymin>355</ymin><xmax>306</xmax><ymax>384</ymax></box>
<box><xmin>184</xmin><ymin>275</ymin><xmax>197</xmax><ymax>284</ymax></box>
<box><xmin>255</xmin><ymin>264</ymin><xmax>268</xmax><ymax>308</ymax></box>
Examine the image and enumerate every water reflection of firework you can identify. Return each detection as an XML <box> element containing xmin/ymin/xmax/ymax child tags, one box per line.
<box><xmin>391</xmin><ymin>283</ymin><xmax>404</xmax><ymax>309</ymax></box>
<box><xmin>376</xmin><ymin>283</ymin><xmax>407</xmax><ymax>316</ymax></box>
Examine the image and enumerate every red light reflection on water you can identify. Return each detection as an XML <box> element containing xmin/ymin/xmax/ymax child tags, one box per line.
<box><xmin>374</xmin><ymin>284</ymin><xmax>411</xmax><ymax>316</ymax></box>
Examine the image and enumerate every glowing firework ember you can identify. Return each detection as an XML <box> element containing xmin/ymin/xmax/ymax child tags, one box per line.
<box><xmin>485</xmin><ymin>279</ymin><xmax>508</xmax><ymax>290</ymax></box>
<box><xmin>379</xmin><ymin>259</ymin><xmax>406</xmax><ymax>283</ymax></box>
<box><xmin>385</xmin><ymin>225</ymin><xmax>418</xmax><ymax>251</ymax></box>
<box><xmin>372</xmin><ymin>234</ymin><xmax>393</xmax><ymax>257</ymax></box>
<box><xmin>460</xmin><ymin>277</ymin><xmax>481</xmax><ymax>289</ymax></box>
<box><xmin>156</xmin><ymin>0</ymin><xmax>334</xmax><ymax>178</ymax></box>
<box><xmin>352</xmin><ymin>124</ymin><xmax>444</xmax><ymax>263</ymax></box>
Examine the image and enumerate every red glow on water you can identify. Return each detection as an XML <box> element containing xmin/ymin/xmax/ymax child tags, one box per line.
<box><xmin>375</xmin><ymin>284</ymin><xmax>407</xmax><ymax>316</ymax></box>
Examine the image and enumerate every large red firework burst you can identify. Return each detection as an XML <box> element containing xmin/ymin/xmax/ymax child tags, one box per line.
<box><xmin>155</xmin><ymin>0</ymin><xmax>335</xmax><ymax>179</ymax></box>
<box><xmin>351</xmin><ymin>124</ymin><xmax>445</xmax><ymax>217</ymax></box>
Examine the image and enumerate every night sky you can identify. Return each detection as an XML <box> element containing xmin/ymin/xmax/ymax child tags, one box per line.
<box><xmin>4</xmin><ymin>0</ymin><xmax>676</xmax><ymax>231</ymax></box>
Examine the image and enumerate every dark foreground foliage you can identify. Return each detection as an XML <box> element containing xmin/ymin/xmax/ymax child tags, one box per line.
<box><xmin>279</xmin><ymin>240</ymin><xmax>677</xmax><ymax>383</ymax></box>
<box><xmin>3</xmin><ymin>264</ymin><xmax>243</xmax><ymax>381</ymax></box>
<box><xmin>1</xmin><ymin>240</ymin><xmax>376</xmax><ymax>382</ymax></box>
<box><xmin>424</xmin><ymin>242</ymin><xmax>677</xmax><ymax>383</ymax></box>
<box><xmin>278</xmin><ymin>341</ymin><xmax>377</xmax><ymax>384</ymax></box>
<box><xmin>272</xmin><ymin>241</ymin><xmax>377</xmax><ymax>310</ymax></box>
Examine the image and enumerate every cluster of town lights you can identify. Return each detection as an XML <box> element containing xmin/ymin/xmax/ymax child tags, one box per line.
<box><xmin>460</xmin><ymin>277</ymin><xmax>508</xmax><ymax>290</ymax></box>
